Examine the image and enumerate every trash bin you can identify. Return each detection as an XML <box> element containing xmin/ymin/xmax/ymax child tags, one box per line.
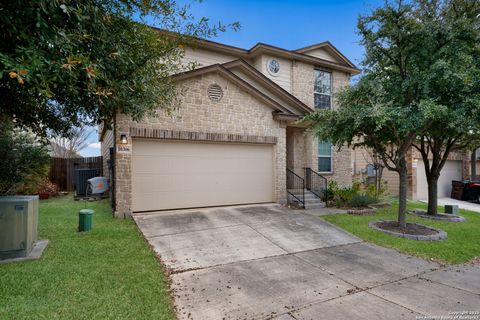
<box><xmin>78</xmin><ymin>209</ymin><xmax>94</xmax><ymax>232</ymax></box>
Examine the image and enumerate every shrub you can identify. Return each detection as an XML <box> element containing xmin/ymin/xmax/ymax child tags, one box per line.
<box><xmin>330</xmin><ymin>185</ymin><xmax>358</xmax><ymax>207</ymax></box>
<box><xmin>325</xmin><ymin>180</ymin><xmax>339</xmax><ymax>201</ymax></box>
<box><xmin>0</xmin><ymin>122</ymin><xmax>50</xmax><ymax>195</ymax></box>
<box><xmin>36</xmin><ymin>178</ymin><xmax>59</xmax><ymax>196</ymax></box>
<box><xmin>326</xmin><ymin>180</ymin><xmax>380</xmax><ymax>208</ymax></box>
<box><xmin>349</xmin><ymin>194</ymin><xmax>379</xmax><ymax>208</ymax></box>
<box><xmin>364</xmin><ymin>183</ymin><xmax>387</xmax><ymax>198</ymax></box>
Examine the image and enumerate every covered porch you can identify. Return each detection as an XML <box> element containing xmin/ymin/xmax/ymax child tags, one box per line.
<box><xmin>286</xmin><ymin>126</ymin><xmax>327</xmax><ymax>208</ymax></box>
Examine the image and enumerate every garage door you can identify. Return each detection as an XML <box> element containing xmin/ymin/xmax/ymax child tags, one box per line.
<box><xmin>132</xmin><ymin>139</ymin><xmax>274</xmax><ymax>212</ymax></box>
<box><xmin>416</xmin><ymin>160</ymin><xmax>462</xmax><ymax>200</ymax></box>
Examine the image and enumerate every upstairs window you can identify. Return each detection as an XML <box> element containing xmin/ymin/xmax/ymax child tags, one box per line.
<box><xmin>314</xmin><ymin>70</ymin><xmax>332</xmax><ymax>109</ymax></box>
<box><xmin>318</xmin><ymin>141</ymin><xmax>333</xmax><ymax>172</ymax></box>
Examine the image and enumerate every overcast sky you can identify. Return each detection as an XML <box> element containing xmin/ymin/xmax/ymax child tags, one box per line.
<box><xmin>81</xmin><ymin>0</ymin><xmax>384</xmax><ymax>157</ymax></box>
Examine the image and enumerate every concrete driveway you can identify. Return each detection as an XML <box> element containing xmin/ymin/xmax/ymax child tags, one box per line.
<box><xmin>133</xmin><ymin>204</ymin><xmax>480</xmax><ymax>320</ymax></box>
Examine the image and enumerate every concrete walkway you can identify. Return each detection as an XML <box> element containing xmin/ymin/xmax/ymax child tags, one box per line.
<box><xmin>134</xmin><ymin>204</ymin><xmax>480</xmax><ymax>320</ymax></box>
<box><xmin>420</xmin><ymin>197</ymin><xmax>480</xmax><ymax>213</ymax></box>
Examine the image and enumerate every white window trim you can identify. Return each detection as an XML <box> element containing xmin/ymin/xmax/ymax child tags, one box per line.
<box><xmin>314</xmin><ymin>69</ymin><xmax>333</xmax><ymax>109</ymax></box>
<box><xmin>318</xmin><ymin>142</ymin><xmax>334</xmax><ymax>174</ymax></box>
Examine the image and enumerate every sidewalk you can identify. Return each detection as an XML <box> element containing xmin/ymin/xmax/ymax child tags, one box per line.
<box><xmin>420</xmin><ymin>197</ymin><xmax>480</xmax><ymax>213</ymax></box>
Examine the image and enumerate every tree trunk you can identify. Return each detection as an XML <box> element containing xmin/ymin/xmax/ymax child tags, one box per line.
<box><xmin>427</xmin><ymin>174</ymin><xmax>439</xmax><ymax>216</ymax></box>
<box><xmin>397</xmin><ymin>158</ymin><xmax>408</xmax><ymax>228</ymax></box>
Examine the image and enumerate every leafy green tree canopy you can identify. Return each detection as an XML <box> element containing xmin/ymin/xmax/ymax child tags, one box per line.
<box><xmin>305</xmin><ymin>0</ymin><xmax>480</xmax><ymax>226</ymax></box>
<box><xmin>410</xmin><ymin>0</ymin><xmax>480</xmax><ymax>215</ymax></box>
<box><xmin>0</xmin><ymin>0</ymin><xmax>239</xmax><ymax>137</ymax></box>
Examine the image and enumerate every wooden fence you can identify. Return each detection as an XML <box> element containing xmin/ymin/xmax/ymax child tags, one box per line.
<box><xmin>49</xmin><ymin>156</ymin><xmax>103</xmax><ymax>191</ymax></box>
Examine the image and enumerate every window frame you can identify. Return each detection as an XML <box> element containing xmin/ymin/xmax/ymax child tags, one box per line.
<box><xmin>314</xmin><ymin>69</ymin><xmax>333</xmax><ymax>110</ymax></box>
<box><xmin>318</xmin><ymin>140</ymin><xmax>333</xmax><ymax>173</ymax></box>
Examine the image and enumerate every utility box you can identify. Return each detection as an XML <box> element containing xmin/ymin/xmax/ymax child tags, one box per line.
<box><xmin>0</xmin><ymin>196</ymin><xmax>39</xmax><ymax>260</ymax></box>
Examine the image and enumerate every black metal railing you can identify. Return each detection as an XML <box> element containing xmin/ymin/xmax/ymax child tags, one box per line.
<box><xmin>287</xmin><ymin>168</ymin><xmax>305</xmax><ymax>208</ymax></box>
<box><xmin>304</xmin><ymin>167</ymin><xmax>328</xmax><ymax>201</ymax></box>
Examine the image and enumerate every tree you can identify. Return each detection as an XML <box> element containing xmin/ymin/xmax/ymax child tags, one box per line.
<box><xmin>307</xmin><ymin>0</ymin><xmax>480</xmax><ymax>224</ymax></box>
<box><xmin>0</xmin><ymin>121</ymin><xmax>50</xmax><ymax>195</ymax></box>
<box><xmin>49</xmin><ymin>126</ymin><xmax>91</xmax><ymax>158</ymax></box>
<box><xmin>0</xmin><ymin>0</ymin><xmax>239</xmax><ymax>137</ymax></box>
<box><xmin>411</xmin><ymin>0</ymin><xmax>480</xmax><ymax>215</ymax></box>
<box><xmin>306</xmin><ymin>0</ymin><xmax>427</xmax><ymax>227</ymax></box>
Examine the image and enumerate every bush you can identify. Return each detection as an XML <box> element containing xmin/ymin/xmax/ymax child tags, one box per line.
<box><xmin>327</xmin><ymin>180</ymin><xmax>380</xmax><ymax>208</ymax></box>
<box><xmin>333</xmin><ymin>187</ymin><xmax>357</xmax><ymax>207</ymax></box>
<box><xmin>35</xmin><ymin>178</ymin><xmax>59</xmax><ymax>196</ymax></box>
<box><xmin>325</xmin><ymin>180</ymin><xmax>339</xmax><ymax>201</ymax></box>
<box><xmin>0</xmin><ymin>121</ymin><xmax>50</xmax><ymax>195</ymax></box>
<box><xmin>349</xmin><ymin>194</ymin><xmax>379</xmax><ymax>208</ymax></box>
<box><xmin>364</xmin><ymin>183</ymin><xmax>387</xmax><ymax>198</ymax></box>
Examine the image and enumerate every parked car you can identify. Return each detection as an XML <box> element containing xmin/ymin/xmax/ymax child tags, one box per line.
<box><xmin>451</xmin><ymin>180</ymin><xmax>480</xmax><ymax>203</ymax></box>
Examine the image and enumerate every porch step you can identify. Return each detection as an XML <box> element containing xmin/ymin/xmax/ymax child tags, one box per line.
<box><xmin>288</xmin><ymin>190</ymin><xmax>326</xmax><ymax>209</ymax></box>
<box><xmin>305</xmin><ymin>203</ymin><xmax>326</xmax><ymax>210</ymax></box>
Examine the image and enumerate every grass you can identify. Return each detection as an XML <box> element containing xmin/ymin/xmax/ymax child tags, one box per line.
<box><xmin>0</xmin><ymin>196</ymin><xmax>175</xmax><ymax>320</ymax></box>
<box><xmin>323</xmin><ymin>201</ymin><xmax>480</xmax><ymax>265</ymax></box>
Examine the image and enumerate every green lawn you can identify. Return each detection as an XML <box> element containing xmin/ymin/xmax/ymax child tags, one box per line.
<box><xmin>0</xmin><ymin>196</ymin><xmax>175</xmax><ymax>320</ymax></box>
<box><xmin>323</xmin><ymin>201</ymin><xmax>480</xmax><ymax>265</ymax></box>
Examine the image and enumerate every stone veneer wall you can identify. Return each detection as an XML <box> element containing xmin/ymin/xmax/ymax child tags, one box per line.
<box><xmin>113</xmin><ymin>72</ymin><xmax>288</xmax><ymax>217</ymax></box>
<box><xmin>290</xmin><ymin>61</ymin><xmax>352</xmax><ymax>187</ymax></box>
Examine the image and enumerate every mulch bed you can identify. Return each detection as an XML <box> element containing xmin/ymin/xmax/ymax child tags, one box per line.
<box><xmin>369</xmin><ymin>220</ymin><xmax>448</xmax><ymax>241</ymax></box>
<box><xmin>408</xmin><ymin>209</ymin><xmax>466</xmax><ymax>222</ymax></box>
<box><xmin>375</xmin><ymin>221</ymin><xmax>437</xmax><ymax>236</ymax></box>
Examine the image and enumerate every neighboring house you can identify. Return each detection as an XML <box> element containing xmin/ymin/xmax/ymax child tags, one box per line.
<box><xmin>100</xmin><ymin>35</ymin><xmax>360</xmax><ymax>217</ymax></box>
<box><xmin>352</xmin><ymin>147</ymin><xmax>471</xmax><ymax>200</ymax></box>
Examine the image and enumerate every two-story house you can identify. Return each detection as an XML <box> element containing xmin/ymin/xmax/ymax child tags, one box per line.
<box><xmin>100</xmin><ymin>35</ymin><xmax>360</xmax><ymax>217</ymax></box>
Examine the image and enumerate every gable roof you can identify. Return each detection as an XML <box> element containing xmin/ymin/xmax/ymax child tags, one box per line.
<box><xmin>174</xmin><ymin>60</ymin><xmax>312</xmax><ymax>117</ymax></box>
<box><xmin>222</xmin><ymin>59</ymin><xmax>312</xmax><ymax>114</ymax></box>
<box><xmin>152</xmin><ymin>27</ymin><xmax>360</xmax><ymax>75</ymax></box>
<box><xmin>295</xmin><ymin>41</ymin><xmax>357</xmax><ymax>70</ymax></box>
<box><xmin>192</xmin><ymin>38</ymin><xmax>360</xmax><ymax>75</ymax></box>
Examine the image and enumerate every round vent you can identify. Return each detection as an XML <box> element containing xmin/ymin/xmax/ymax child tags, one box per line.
<box><xmin>207</xmin><ymin>84</ymin><xmax>223</xmax><ymax>102</ymax></box>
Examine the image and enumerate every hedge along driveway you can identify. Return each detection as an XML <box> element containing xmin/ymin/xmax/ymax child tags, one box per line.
<box><xmin>323</xmin><ymin>201</ymin><xmax>480</xmax><ymax>264</ymax></box>
<box><xmin>0</xmin><ymin>197</ymin><xmax>175</xmax><ymax>320</ymax></box>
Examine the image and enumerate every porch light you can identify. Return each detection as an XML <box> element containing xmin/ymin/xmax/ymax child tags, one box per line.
<box><xmin>120</xmin><ymin>134</ymin><xmax>128</xmax><ymax>144</ymax></box>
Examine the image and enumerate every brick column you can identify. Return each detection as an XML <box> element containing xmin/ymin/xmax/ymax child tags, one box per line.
<box><xmin>114</xmin><ymin>114</ymin><xmax>132</xmax><ymax>218</ymax></box>
<box><xmin>275</xmin><ymin>124</ymin><xmax>287</xmax><ymax>204</ymax></box>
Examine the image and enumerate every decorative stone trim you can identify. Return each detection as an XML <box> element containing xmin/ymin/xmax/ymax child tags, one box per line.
<box><xmin>347</xmin><ymin>207</ymin><xmax>377</xmax><ymax>215</ymax></box>
<box><xmin>408</xmin><ymin>209</ymin><xmax>466</xmax><ymax>222</ymax></box>
<box><xmin>129</xmin><ymin>128</ymin><xmax>277</xmax><ymax>144</ymax></box>
<box><xmin>368</xmin><ymin>220</ymin><xmax>448</xmax><ymax>241</ymax></box>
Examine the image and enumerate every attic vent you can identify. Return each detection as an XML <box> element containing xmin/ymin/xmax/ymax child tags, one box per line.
<box><xmin>207</xmin><ymin>84</ymin><xmax>223</xmax><ymax>102</ymax></box>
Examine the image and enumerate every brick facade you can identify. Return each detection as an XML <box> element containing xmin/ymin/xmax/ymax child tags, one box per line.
<box><xmin>290</xmin><ymin>61</ymin><xmax>352</xmax><ymax>186</ymax></box>
<box><xmin>113</xmin><ymin>72</ymin><xmax>289</xmax><ymax>217</ymax></box>
<box><xmin>106</xmin><ymin>46</ymin><xmax>355</xmax><ymax>217</ymax></box>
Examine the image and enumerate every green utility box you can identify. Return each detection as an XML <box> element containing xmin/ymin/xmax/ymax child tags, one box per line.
<box><xmin>444</xmin><ymin>205</ymin><xmax>459</xmax><ymax>215</ymax></box>
<box><xmin>78</xmin><ymin>209</ymin><xmax>94</xmax><ymax>232</ymax></box>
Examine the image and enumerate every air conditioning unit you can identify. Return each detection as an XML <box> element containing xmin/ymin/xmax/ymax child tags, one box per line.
<box><xmin>74</xmin><ymin>169</ymin><xmax>99</xmax><ymax>196</ymax></box>
<box><xmin>0</xmin><ymin>196</ymin><xmax>39</xmax><ymax>260</ymax></box>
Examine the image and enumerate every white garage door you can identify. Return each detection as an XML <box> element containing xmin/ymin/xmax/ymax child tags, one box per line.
<box><xmin>132</xmin><ymin>139</ymin><xmax>274</xmax><ymax>212</ymax></box>
<box><xmin>416</xmin><ymin>160</ymin><xmax>462</xmax><ymax>200</ymax></box>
